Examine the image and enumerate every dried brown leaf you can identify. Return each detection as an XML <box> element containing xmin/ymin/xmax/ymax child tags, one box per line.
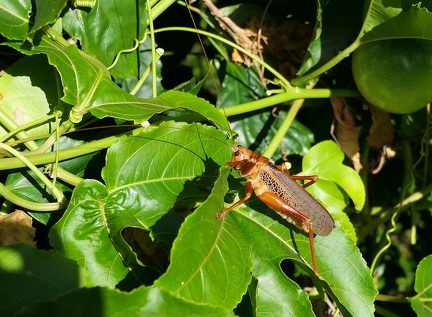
<box><xmin>368</xmin><ymin>105</ymin><xmax>395</xmax><ymax>148</ymax></box>
<box><xmin>331</xmin><ymin>98</ymin><xmax>362</xmax><ymax>171</ymax></box>
<box><xmin>0</xmin><ymin>210</ymin><xmax>36</xmax><ymax>247</ymax></box>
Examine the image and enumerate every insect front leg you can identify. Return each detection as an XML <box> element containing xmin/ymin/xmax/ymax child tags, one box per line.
<box><xmin>258</xmin><ymin>191</ymin><xmax>319</xmax><ymax>274</ymax></box>
<box><xmin>216</xmin><ymin>179</ymin><xmax>253</xmax><ymax>220</ymax></box>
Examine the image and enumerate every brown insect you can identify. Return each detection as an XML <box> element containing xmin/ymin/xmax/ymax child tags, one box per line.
<box><xmin>216</xmin><ymin>145</ymin><xmax>335</xmax><ymax>274</ymax></box>
<box><xmin>183</xmin><ymin>0</ymin><xmax>335</xmax><ymax>275</ymax></box>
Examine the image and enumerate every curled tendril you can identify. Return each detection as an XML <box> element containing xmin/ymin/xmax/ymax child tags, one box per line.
<box><xmin>107</xmin><ymin>39</ymin><xmax>140</xmax><ymax>70</ymax></box>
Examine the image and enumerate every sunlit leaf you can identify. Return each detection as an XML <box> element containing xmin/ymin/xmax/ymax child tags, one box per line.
<box><xmin>49</xmin><ymin>179</ymin><xmax>135</xmax><ymax>288</ymax></box>
<box><xmin>411</xmin><ymin>255</ymin><xmax>432</xmax><ymax>316</ymax></box>
<box><xmin>302</xmin><ymin>140</ymin><xmax>365</xmax><ymax>211</ymax></box>
<box><xmin>0</xmin><ymin>0</ymin><xmax>31</xmax><ymax>40</ymax></box>
<box><xmin>0</xmin><ymin>73</ymin><xmax>53</xmax><ymax>137</ymax></box>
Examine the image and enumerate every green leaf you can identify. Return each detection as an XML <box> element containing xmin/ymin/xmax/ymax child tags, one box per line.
<box><xmin>91</xmin><ymin>90</ymin><xmax>231</xmax><ymax>133</ymax></box>
<box><xmin>0</xmin><ymin>244</ymin><xmax>87</xmax><ymax>317</ymax></box>
<box><xmin>302</xmin><ymin>140</ymin><xmax>365</xmax><ymax>211</ymax></box>
<box><xmin>31</xmin><ymin>0</ymin><xmax>68</xmax><ymax>33</ymax></box>
<box><xmin>360</xmin><ymin>2</ymin><xmax>432</xmax><ymax>43</ymax></box>
<box><xmin>102</xmin><ymin>122</ymin><xmax>231</xmax><ymax>227</ymax></box>
<box><xmin>16</xmin><ymin>286</ymin><xmax>235</xmax><ymax>317</ymax></box>
<box><xmin>155</xmin><ymin>167</ymin><xmax>251</xmax><ymax>308</ymax></box>
<box><xmin>250</xmin><ymin>240</ymin><xmax>315</xmax><ymax>316</ymax></box>
<box><xmin>411</xmin><ymin>255</ymin><xmax>432</xmax><ymax>315</ymax></box>
<box><xmin>49</xmin><ymin>179</ymin><xmax>137</xmax><ymax>288</ymax></box>
<box><xmin>7</xmin><ymin>54</ymin><xmax>60</xmax><ymax>109</ymax></box>
<box><xmin>0</xmin><ymin>73</ymin><xmax>53</xmax><ymax>137</ymax></box>
<box><xmin>62</xmin><ymin>0</ymin><xmax>148</xmax><ymax>78</ymax></box>
<box><xmin>0</xmin><ymin>0</ymin><xmax>31</xmax><ymax>40</ymax></box>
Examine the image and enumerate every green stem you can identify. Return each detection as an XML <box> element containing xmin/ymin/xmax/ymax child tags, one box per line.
<box><xmin>0</xmin><ymin>113</ymin><xmax>56</xmax><ymax>145</ymax></box>
<box><xmin>292</xmin><ymin>40</ymin><xmax>361</xmax><ymax>86</ymax></box>
<box><xmin>375</xmin><ymin>294</ymin><xmax>409</xmax><ymax>303</ymax></box>
<box><xmin>148</xmin><ymin>0</ymin><xmax>177</xmax><ymax>21</ymax></box>
<box><xmin>0</xmin><ymin>183</ymin><xmax>66</xmax><ymax>212</ymax></box>
<box><xmin>0</xmin><ymin>128</ymin><xmax>141</xmax><ymax>170</ymax></box>
<box><xmin>41</xmin><ymin>25</ymin><xmax>70</xmax><ymax>47</ymax></box>
<box><xmin>49</xmin><ymin>166</ymin><xmax>84</xmax><ymax>187</ymax></box>
<box><xmin>0</xmin><ymin>108</ymin><xmax>40</xmax><ymax>151</ymax></box>
<box><xmin>0</xmin><ymin>143</ymin><xmax>65</xmax><ymax>203</ymax></box>
<box><xmin>222</xmin><ymin>89</ymin><xmax>360</xmax><ymax>117</ymax></box>
<box><xmin>147</xmin><ymin>0</ymin><xmax>158</xmax><ymax>98</ymax></box>
<box><xmin>130</xmin><ymin>48</ymin><xmax>163</xmax><ymax>96</ymax></box>
<box><xmin>262</xmin><ymin>99</ymin><xmax>303</xmax><ymax>159</ymax></box>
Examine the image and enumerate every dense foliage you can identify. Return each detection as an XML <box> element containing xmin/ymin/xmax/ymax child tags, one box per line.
<box><xmin>0</xmin><ymin>0</ymin><xmax>431</xmax><ymax>316</ymax></box>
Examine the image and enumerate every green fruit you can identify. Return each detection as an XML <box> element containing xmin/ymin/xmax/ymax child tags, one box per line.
<box><xmin>352</xmin><ymin>39</ymin><xmax>432</xmax><ymax>114</ymax></box>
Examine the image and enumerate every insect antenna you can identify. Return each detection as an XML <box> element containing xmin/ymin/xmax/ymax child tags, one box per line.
<box><xmin>184</xmin><ymin>0</ymin><xmax>236</xmax><ymax>149</ymax></box>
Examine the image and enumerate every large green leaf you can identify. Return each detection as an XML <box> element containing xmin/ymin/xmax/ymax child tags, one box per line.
<box><xmin>155</xmin><ymin>167</ymin><xmax>251</xmax><ymax>308</ymax></box>
<box><xmin>411</xmin><ymin>254</ymin><xmax>432</xmax><ymax>315</ymax></box>
<box><xmin>62</xmin><ymin>0</ymin><xmax>148</xmax><ymax>78</ymax></box>
<box><xmin>0</xmin><ymin>0</ymin><xmax>31</xmax><ymax>40</ymax></box>
<box><xmin>0</xmin><ymin>244</ymin><xmax>87</xmax><ymax>317</ymax></box>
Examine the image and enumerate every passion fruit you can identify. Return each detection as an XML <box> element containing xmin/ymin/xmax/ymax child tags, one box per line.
<box><xmin>352</xmin><ymin>39</ymin><xmax>432</xmax><ymax>114</ymax></box>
